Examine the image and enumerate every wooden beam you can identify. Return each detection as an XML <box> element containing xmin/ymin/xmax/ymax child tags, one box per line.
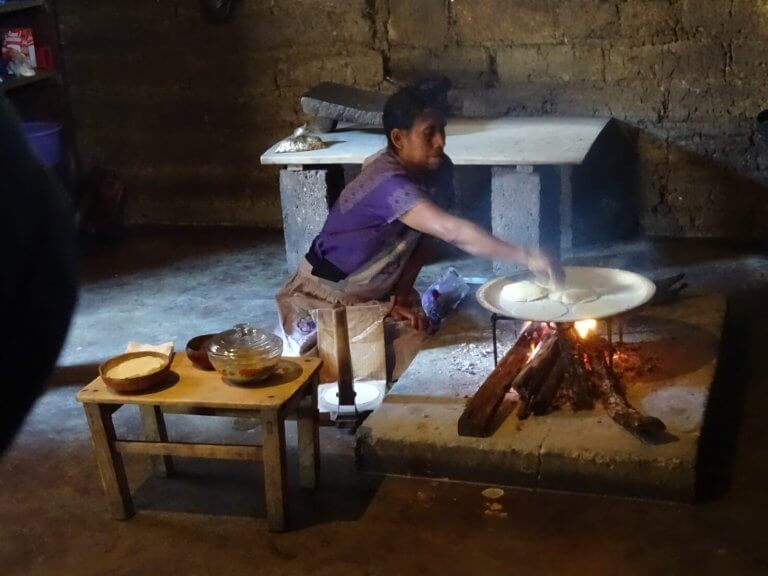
<box><xmin>83</xmin><ymin>403</ymin><xmax>134</xmax><ymax>519</ymax></box>
<box><xmin>139</xmin><ymin>405</ymin><xmax>174</xmax><ymax>477</ymax></box>
<box><xmin>114</xmin><ymin>440</ymin><xmax>262</xmax><ymax>461</ymax></box>
<box><xmin>159</xmin><ymin>406</ymin><xmax>261</xmax><ymax>418</ymax></box>
<box><xmin>262</xmin><ymin>409</ymin><xmax>289</xmax><ymax>531</ymax></box>
<box><xmin>334</xmin><ymin>306</ymin><xmax>356</xmax><ymax>406</ymax></box>
<box><xmin>297</xmin><ymin>375</ymin><xmax>320</xmax><ymax>489</ymax></box>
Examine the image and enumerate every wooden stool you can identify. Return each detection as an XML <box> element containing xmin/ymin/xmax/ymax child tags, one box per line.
<box><xmin>77</xmin><ymin>354</ymin><xmax>321</xmax><ymax>531</ymax></box>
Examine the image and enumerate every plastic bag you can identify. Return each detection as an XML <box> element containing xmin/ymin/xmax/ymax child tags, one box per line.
<box><xmin>420</xmin><ymin>267</ymin><xmax>470</xmax><ymax>331</ymax></box>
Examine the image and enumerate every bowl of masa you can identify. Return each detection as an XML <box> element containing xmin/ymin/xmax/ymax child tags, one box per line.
<box><xmin>99</xmin><ymin>351</ymin><xmax>172</xmax><ymax>394</ymax></box>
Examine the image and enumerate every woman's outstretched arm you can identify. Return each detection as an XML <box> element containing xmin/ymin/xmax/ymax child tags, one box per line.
<box><xmin>400</xmin><ymin>200</ymin><xmax>562</xmax><ymax>282</ymax></box>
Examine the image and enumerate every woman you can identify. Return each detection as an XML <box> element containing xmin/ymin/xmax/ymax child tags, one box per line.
<box><xmin>277</xmin><ymin>86</ymin><xmax>560</xmax><ymax>356</ymax></box>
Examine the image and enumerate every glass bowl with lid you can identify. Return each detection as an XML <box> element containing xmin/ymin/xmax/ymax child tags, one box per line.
<box><xmin>206</xmin><ymin>323</ymin><xmax>283</xmax><ymax>384</ymax></box>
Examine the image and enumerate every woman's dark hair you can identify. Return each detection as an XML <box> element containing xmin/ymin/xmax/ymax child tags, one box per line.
<box><xmin>383</xmin><ymin>87</ymin><xmax>430</xmax><ymax>148</ymax></box>
<box><xmin>383</xmin><ymin>77</ymin><xmax>451</xmax><ymax>147</ymax></box>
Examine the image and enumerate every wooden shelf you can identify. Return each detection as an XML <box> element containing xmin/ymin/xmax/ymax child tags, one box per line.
<box><xmin>0</xmin><ymin>1</ymin><xmax>45</xmax><ymax>15</ymax></box>
<box><xmin>0</xmin><ymin>71</ymin><xmax>57</xmax><ymax>93</ymax></box>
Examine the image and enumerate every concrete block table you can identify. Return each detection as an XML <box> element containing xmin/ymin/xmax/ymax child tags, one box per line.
<box><xmin>77</xmin><ymin>354</ymin><xmax>322</xmax><ymax>531</ymax></box>
<box><xmin>261</xmin><ymin>117</ymin><xmax>612</xmax><ymax>274</ymax></box>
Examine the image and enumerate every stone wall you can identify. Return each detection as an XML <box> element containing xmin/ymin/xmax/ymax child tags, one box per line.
<box><xmin>56</xmin><ymin>0</ymin><xmax>768</xmax><ymax>238</ymax></box>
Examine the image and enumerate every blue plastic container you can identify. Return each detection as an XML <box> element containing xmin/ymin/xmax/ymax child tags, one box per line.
<box><xmin>22</xmin><ymin>122</ymin><xmax>63</xmax><ymax>168</ymax></box>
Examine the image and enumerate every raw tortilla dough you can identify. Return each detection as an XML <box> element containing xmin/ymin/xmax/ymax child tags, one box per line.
<box><xmin>571</xmin><ymin>295</ymin><xmax>633</xmax><ymax>318</ymax></box>
<box><xmin>533</xmin><ymin>275</ymin><xmax>554</xmax><ymax>290</ymax></box>
<box><xmin>500</xmin><ymin>299</ymin><xmax>568</xmax><ymax>321</ymax></box>
<box><xmin>548</xmin><ymin>288</ymin><xmax>599</xmax><ymax>306</ymax></box>
<box><xmin>107</xmin><ymin>356</ymin><xmax>166</xmax><ymax>379</ymax></box>
<box><xmin>499</xmin><ymin>280</ymin><xmax>548</xmax><ymax>304</ymax></box>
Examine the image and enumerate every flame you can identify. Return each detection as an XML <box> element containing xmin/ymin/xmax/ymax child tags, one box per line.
<box><xmin>574</xmin><ymin>319</ymin><xmax>597</xmax><ymax>339</ymax></box>
<box><xmin>524</xmin><ymin>321</ymin><xmax>549</xmax><ymax>360</ymax></box>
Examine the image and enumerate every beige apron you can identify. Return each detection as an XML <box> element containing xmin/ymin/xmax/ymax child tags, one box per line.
<box><xmin>275</xmin><ymin>229</ymin><xmax>425</xmax><ymax>380</ymax></box>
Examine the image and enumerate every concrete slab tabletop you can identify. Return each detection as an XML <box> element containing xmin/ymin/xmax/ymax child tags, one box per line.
<box><xmin>261</xmin><ymin>116</ymin><xmax>610</xmax><ymax>166</ymax></box>
<box><xmin>357</xmin><ymin>294</ymin><xmax>726</xmax><ymax>501</ymax></box>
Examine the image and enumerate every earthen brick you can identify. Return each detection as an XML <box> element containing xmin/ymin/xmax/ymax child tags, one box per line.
<box><xmin>605</xmin><ymin>44</ymin><xmax>664</xmax><ymax>83</ymax></box>
<box><xmin>497</xmin><ymin>44</ymin><xmax>603</xmax><ymax>84</ymax></box>
<box><xmin>556</xmin><ymin>0</ymin><xmax>619</xmax><ymax>40</ymax></box>
<box><xmin>276</xmin><ymin>50</ymin><xmax>383</xmax><ymax>90</ymax></box>
<box><xmin>389</xmin><ymin>46</ymin><xmax>490</xmax><ymax>87</ymax></box>
<box><xmin>388</xmin><ymin>0</ymin><xmax>448</xmax><ymax>48</ymax></box>
<box><xmin>453</xmin><ymin>0</ymin><xmax>559</xmax><ymax>45</ymax></box>
<box><xmin>618</xmin><ymin>0</ymin><xmax>680</xmax><ymax>44</ymax></box>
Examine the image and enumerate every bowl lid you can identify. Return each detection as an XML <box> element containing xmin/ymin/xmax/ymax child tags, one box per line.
<box><xmin>207</xmin><ymin>323</ymin><xmax>282</xmax><ymax>358</ymax></box>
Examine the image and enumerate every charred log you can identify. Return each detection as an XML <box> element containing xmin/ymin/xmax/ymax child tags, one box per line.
<box><xmin>582</xmin><ymin>335</ymin><xmax>668</xmax><ymax>445</ymax></box>
<box><xmin>457</xmin><ymin>323</ymin><xmax>538</xmax><ymax>437</ymax></box>
<box><xmin>557</xmin><ymin>327</ymin><xmax>595</xmax><ymax>411</ymax></box>
<box><xmin>530</xmin><ymin>357</ymin><xmax>565</xmax><ymax>416</ymax></box>
<box><xmin>460</xmin><ymin>322</ymin><xmax>670</xmax><ymax>445</ymax></box>
<box><xmin>513</xmin><ymin>332</ymin><xmax>560</xmax><ymax>420</ymax></box>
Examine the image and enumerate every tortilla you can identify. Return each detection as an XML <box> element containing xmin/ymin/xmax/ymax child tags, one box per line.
<box><xmin>548</xmin><ymin>288</ymin><xmax>599</xmax><ymax>306</ymax></box>
<box><xmin>571</xmin><ymin>294</ymin><xmax>634</xmax><ymax>318</ymax></box>
<box><xmin>499</xmin><ymin>299</ymin><xmax>569</xmax><ymax>322</ymax></box>
<box><xmin>499</xmin><ymin>280</ymin><xmax>548</xmax><ymax>304</ymax></box>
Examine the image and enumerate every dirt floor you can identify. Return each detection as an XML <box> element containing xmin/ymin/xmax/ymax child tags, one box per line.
<box><xmin>1</xmin><ymin>228</ymin><xmax>767</xmax><ymax>575</ymax></box>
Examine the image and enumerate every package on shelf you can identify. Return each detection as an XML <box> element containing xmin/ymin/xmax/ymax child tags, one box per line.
<box><xmin>2</xmin><ymin>28</ymin><xmax>37</xmax><ymax>71</ymax></box>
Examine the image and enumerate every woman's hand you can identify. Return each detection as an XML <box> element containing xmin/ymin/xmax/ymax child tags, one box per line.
<box><xmin>388</xmin><ymin>295</ymin><xmax>429</xmax><ymax>332</ymax></box>
<box><xmin>525</xmin><ymin>249</ymin><xmax>565</xmax><ymax>288</ymax></box>
<box><xmin>399</xmin><ymin>201</ymin><xmax>565</xmax><ymax>287</ymax></box>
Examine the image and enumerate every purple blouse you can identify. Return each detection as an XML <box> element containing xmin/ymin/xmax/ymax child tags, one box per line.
<box><xmin>310</xmin><ymin>149</ymin><xmax>454</xmax><ymax>275</ymax></box>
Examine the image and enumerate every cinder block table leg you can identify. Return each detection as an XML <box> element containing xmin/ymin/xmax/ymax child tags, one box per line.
<box><xmin>491</xmin><ymin>165</ymin><xmax>561</xmax><ymax>276</ymax></box>
<box><xmin>297</xmin><ymin>375</ymin><xmax>320</xmax><ymax>489</ymax></box>
<box><xmin>83</xmin><ymin>403</ymin><xmax>134</xmax><ymax>519</ymax></box>
<box><xmin>558</xmin><ymin>165</ymin><xmax>574</xmax><ymax>251</ymax></box>
<box><xmin>262</xmin><ymin>409</ymin><xmax>289</xmax><ymax>531</ymax></box>
<box><xmin>279</xmin><ymin>167</ymin><xmax>332</xmax><ymax>271</ymax></box>
<box><xmin>139</xmin><ymin>405</ymin><xmax>174</xmax><ymax>477</ymax></box>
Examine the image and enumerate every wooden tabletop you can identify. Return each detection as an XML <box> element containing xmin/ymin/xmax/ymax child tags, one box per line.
<box><xmin>260</xmin><ymin>116</ymin><xmax>610</xmax><ymax>166</ymax></box>
<box><xmin>77</xmin><ymin>354</ymin><xmax>322</xmax><ymax>410</ymax></box>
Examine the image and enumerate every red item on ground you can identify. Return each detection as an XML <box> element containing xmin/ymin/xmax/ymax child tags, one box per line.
<box><xmin>35</xmin><ymin>45</ymin><xmax>53</xmax><ymax>71</ymax></box>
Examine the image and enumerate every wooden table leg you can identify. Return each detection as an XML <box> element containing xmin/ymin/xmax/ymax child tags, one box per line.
<box><xmin>262</xmin><ymin>409</ymin><xmax>289</xmax><ymax>531</ymax></box>
<box><xmin>83</xmin><ymin>403</ymin><xmax>134</xmax><ymax>519</ymax></box>
<box><xmin>139</xmin><ymin>405</ymin><xmax>174</xmax><ymax>477</ymax></box>
<box><xmin>297</xmin><ymin>375</ymin><xmax>320</xmax><ymax>489</ymax></box>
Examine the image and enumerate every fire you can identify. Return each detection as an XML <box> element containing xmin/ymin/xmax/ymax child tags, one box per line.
<box><xmin>574</xmin><ymin>319</ymin><xmax>597</xmax><ymax>339</ymax></box>
<box><xmin>526</xmin><ymin>322</ymin><xmax>548</xmax><ymax>360</ymax></box>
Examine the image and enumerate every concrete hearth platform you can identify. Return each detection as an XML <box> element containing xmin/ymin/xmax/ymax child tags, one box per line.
<box><xmin>357</xmin><ymin>294</ymin><xmax>726</xmax><ymax>501</ymax></box>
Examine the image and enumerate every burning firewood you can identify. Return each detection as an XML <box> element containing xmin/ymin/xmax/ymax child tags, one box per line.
<box><xmin>457</xmin><ymin>322</ymin><xmax>539</xmax><ymax>437</ymax></box>
<box><xmin>578</xmin><ymin>331</ymin><xmax>667</xmax><ymax>444</ymax></box>
<box><xmin>511</xmin><ymin>332</ymin><xmax>559</xmax><ymax>420</ymax></box>
<box><xmin>458</xmin><ymin>320</ymin><xmax>670</xmax><ymax>445</ymax></box>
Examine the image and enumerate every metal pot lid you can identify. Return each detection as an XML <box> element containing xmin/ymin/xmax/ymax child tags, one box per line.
<box><xmin>207</xmin><ymin>323</ymin><xmax>282</xmax><ymax>358</ymax></box>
